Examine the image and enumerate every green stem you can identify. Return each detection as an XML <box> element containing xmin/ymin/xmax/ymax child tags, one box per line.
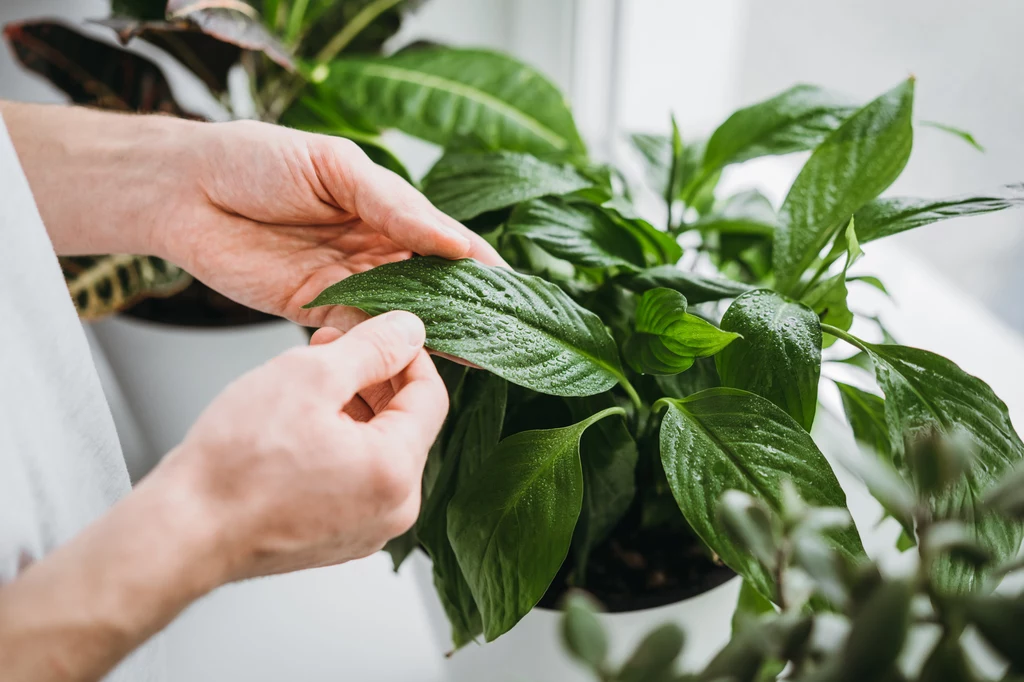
<box><xmin>820</xmin><ymin>323</ymin><xmax>868</xmax><ymax>352</ymax></box>
<box><xmin>285</xmin><ymin>0</ymin><xmax>311</xmax><ymax>43</ymax></box>
<box><xmin>266</xmin><ymin>0</ymin><xmax>406</xmax><ymax>121</ymax></box>
<box><xmin>618</xmin><ymin>374</ymin><xmax>643</xmax><ymax>412</ymax></box>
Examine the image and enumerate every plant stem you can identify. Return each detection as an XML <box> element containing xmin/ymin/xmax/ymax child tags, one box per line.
<box><xmin>618</xmin><ymin>375</ymin><xmax>643</xmax><ymax>412</ymax></box>
<box><xmin>820</xmin><ymin>323</ymin><xmax>868</xmax><ymax>352</ymax></box>
<box><xmin>285</xmin><ymin>0</ymin><xmax>311</xmax><ymax>43</ymax></box>
<box><xmin>266</xmin><ymin>0</ymin><xmax>406</xmax><ymax>121</ymax></box>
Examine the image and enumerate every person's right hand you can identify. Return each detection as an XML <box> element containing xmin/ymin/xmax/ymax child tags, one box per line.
<box><xmin>149</xmin><ymin>310</ymin><xmax>447</xmax><ymax>582</ymax></box>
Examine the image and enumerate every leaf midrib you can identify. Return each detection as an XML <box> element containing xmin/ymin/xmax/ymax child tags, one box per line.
<box><xmin>340</xmin><ymin>61</ymin><xmax>571</xmax><ymax>150</ymax></box>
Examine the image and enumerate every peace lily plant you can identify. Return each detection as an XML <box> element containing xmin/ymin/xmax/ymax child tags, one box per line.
<box><xmin>304</xmin><ymin>69</ymin><xmax>1024</xmax><ymax>646</ymax></box>
<box><xmin>9</xmin><ymin>0</ymin><xmax>1024</xmax><ymax>655</ymax></box>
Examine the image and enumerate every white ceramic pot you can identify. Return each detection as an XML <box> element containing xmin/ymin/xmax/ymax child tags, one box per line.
<box><xmin>90</xmin><ymin>315</ymin><xmax>309</xmax><ymax>479</ymax></box>
<box><xmin>410</xmin><ymin>552</ymin><xmax>741</xmax><ymax>682</ymax></box>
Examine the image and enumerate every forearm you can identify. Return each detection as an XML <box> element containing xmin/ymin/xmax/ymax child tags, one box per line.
<box><xmin>0</xmin><ymin>469</ymin><xmax>226</xmax><ymax>682</ymax></box>
<box><xmin>0</xmin><ymin>101</ymin><xmax>198</xmax><ymax>257</ymax></box>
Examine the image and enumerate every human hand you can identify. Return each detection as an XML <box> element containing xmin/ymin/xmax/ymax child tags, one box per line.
<box><xmin>150</xmin><ymin>310</ymin><xmax>446</xmax><ymax>580</ymax></box>
<box><xmin>160</xmin><ymin>119</ymin><xmax>506</xmax><ymax>330</ymax></box>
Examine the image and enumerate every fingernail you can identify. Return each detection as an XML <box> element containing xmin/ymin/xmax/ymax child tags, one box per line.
<box><xmin>385</xmin><ymin>311</ymin><xmax>426</xmax><ymax>347</ymax></box>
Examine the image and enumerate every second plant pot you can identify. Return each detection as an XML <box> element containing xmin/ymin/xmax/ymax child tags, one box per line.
<box><xmin>409</xmin><ymin>551</ymin><xmax>741</xmax><ymax>682</ymax></box>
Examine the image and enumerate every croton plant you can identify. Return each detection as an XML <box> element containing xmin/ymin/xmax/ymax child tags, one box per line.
<box><xmin>8</xmin><ymin>0</ymin><xmax>1024</xmax><ymax>652</ymax></box>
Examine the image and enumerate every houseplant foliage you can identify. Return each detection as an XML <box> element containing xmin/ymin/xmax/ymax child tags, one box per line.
<box><xmin>559</xmin><ymin>444</ymin><xmax>1024</xmax><ymax>682</ymax></box>
<box><xmin>303</xmin><ymin>62</ymin><xmax>1024</xmax><ymax>646</ymax></box>
<box><xmin>3</xmin><ymin>0</ymin><xmax>419</xmax><ymax>319</ymax></box>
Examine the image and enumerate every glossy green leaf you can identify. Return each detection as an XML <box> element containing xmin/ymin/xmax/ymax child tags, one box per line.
<box><xmin>695</xmin><ymin>189</ymin><xmax>778</xmax><ymax>236</ymax></box>
<box><xmin>717</xmin><ymin>290</ymin><xmax>822</xmax><ymax>431</ymax></box>
<box><xmin>314</xmin><ymin>48</ymin><xmax>585</xmax><ymax>155</ymax></box>
<box><xmin>836</xmin><ymin>382</ymin><xmax>893</xmax><ymax>460</ymax></box>
<box><xmin>923</xmin><ymin>520</ymin><xmax>993</xmax><ymax>567</ymax></box>
<box><xmin>422</xmin><ymin>151</ymin><xmax>593</xmax><ymax>221</ymax></box>
<box><xmin>568</xmin><ymin>394</ymin><xmax>638</xmax><ymax>578</ymax></box>
<box><xmin>853</xmin><ymin>186</ymin><xmax>1024</xmax><ymax>245</ymax></box>
<box><xmin>505</xmin><ymin>197</ymin><xmax>646</xmax><ymax>269</ymax></box>
<box><xmin>447</xmin><ymin>407</ymin><xmax>625</xmax><ymax>640</ymax></box>
<box><xmin>658</xmin><ymin>389</ymin><xmax>864</xmax><ymax>599</ymax></box>
<box><xmin>625</xmin><ymin>288</ymin><xmax>739</xmax><ymax>375</ymax></box>
<box><xmin>307</xmin><ymin>257</ymin><xmax>627</xmax><ymax>397</ymax></box>
<box><xmin>983</xmin><ymin>461</ymin><xmax>1024</xmax><ymax>521</ymax></box>
<box><xmin>622</xmin><ymin>265</ymin><xmax>752</xmax><ymax>304</ymax></box>
<box><xmin>656</xmin><ymin>357</ymin><xmax>721</xmax><ymax>400</ymax></box>
<box><xmin>417</xmin><ymin>371</ymin><xmax>506</xmax><ymax>647</ymax></box>
<box><xmin>774</xmin><ymin>79</ymin><xmax>915</xmax><ymax>293</ymax></box>
<box><xmin>603</xmin><ymin>200</ymin><xmax>683</xmax><ymax>266</ymax></box>
<box><xmin>702</xmin><ymin>84</ymin><xmax>858</xmax><ymax>171</ymax></box>
<box><xmin>858</xmin><ymin>340</ymin><xmax>1024</xmax><ymax>593</ymax></box>
<box><xmin>382</xmin><ymin>528</ymin><xmax>416</xmax><ymax>572</ymax></box>
<box><xmin>561</xmin><ymin>592</ymin><xmax>608</xmax><ymax>671</ymax></box>
<box><xmin>732</xmin><ymin>579</ymin><xmax>776</xmax><ymax>635</ymax></box>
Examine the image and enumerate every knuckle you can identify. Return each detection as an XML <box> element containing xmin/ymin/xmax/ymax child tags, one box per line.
<box><xmin>388</xmin><ymin>498</ymin><xmax>421</xmax><ymax>537</ymax></box>
<box><xmin>369</xmin><ymin>458</ymin><xmax>415</xmax><ymax>506</ymax></box>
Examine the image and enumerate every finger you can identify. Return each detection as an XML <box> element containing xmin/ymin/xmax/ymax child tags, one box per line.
<box><xmin>310</xmin><ymin>311</ymin><xmax>426</xmax><ymax>404</ymax></box>
<box><xmin>434</xmin><ymin>211</ymin><xmax>509</xmax><ymax>268</ymax></box>
<box><xmin>309</xmin><ymin>327</ymin><xmax>343</xmax><ymax>346</ymax></box>
<box><xmin>312</xmin><ymin>138</ymin><xmax>473</xmax><ymax>259</ymax></box>
<box><xmin>343</xmin><ymin>395</ymin><xmax>375</xmax><ymax>422</ymax></box>
<box><xmin>369</xmin><ymin>349</ymin><xmax>449</xmax><ymax>452</ymax></box>
<box><xmin>310</xmin><ymin>326</ymin><xmax>397</xmax><ymax>412</ymax></box>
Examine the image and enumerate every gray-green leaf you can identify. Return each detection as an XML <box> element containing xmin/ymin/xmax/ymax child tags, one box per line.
<box><xmin>422</xmin><ymin>151</ymin><xmax>594</xmax><ymax>221</ymax></box>
<box><xmin>447</xmin><ymin>407</ymin><xmax>625</xmax><ymax>640</ymax></box>
<box><xmin>307</xmin><ymin>257</ymin><xmax>627</xmax><ymax>397</ymax></box>
<box><xmin>702</xmin><ymin>84</ymin><xmax>858</xmax><ymax>171</ymax></box>
<box><xmin>626</xmin><ymin>288</ymin><xmax>739</xmax><ymax>375</ymax></box>
<box><xmin>774</xmin><ymin>79</ymin><xmax>915</xmax><ymax>293</ymax></box>
<box><xmin>658</xmin><ymin>388</ymin><xmax>865</xmax><ymax>599</ymax></box>
<box><xmin>863</xmin><ymin>341</ymin><xmax>1024</xmax><ymax>593</ymax></box>
<box><xmin>717</xmin><ymin>290</ymin><xmax>822</xmax><ymax>431</ymax></box>
<box><xmin>505</xmin><ymin>197</ymin><xmax>646</xmax><ymax>269</ymax></box>
<box><xmin>314</xmin><ymin>48</ymin><xmax>585</xmax><ymax>156</ymax></box>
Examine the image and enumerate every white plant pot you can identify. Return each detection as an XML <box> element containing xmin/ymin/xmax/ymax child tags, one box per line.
<box><xmin>410</xmin><ymin>552</ymin><xmax>741</xmax><ymax>682</ymax></box>
<box><xmin>90</xmin><ymin>315</ymin><xmax>309</xmax><ymax>479</ymax></box>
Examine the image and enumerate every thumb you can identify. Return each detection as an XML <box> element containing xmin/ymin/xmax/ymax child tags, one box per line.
<box><xmin>310</xmin><ymin>311</ymin><xmax>426</xmax><ymax>403</ymax></box>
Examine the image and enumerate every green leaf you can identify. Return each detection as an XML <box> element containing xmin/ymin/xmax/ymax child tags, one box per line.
<box><xmin>962</xmin><ymin>593</ymin><xmax>1024</xmax><ymax>673</ymax></box>
<box><xmin>625</xmin><ymin>289</ymin><xmax>740</xmax><ymax>375</ymax></box>
<box><xmin>622</xmin><ymin>266</ymin><xmax>752</xmax><ymax>304</ymax></box>
<box><xmin>702</xmin><ymin>84</ymin><xmax>858</xmax><ymax>171</ymax></box>
<box><xmin>447</xmin><ymin>407</ymin><xmax>625</xmax><ymax>640</ymax></box>
<box><xmin>920</xmin><ymin>120</ymin><xmax>985</xmax><ymax>152</ymax></box>
<box><xmin>422</xmin><ymin>151</ymin><xmax>593</xmax><ymax>221</ymax></box>
<box><xmin>859</xmin><ymin>341</ymin><xmax>1024</xmax><ymax>593</ymax></box>
<box><xmin>314</xmin><ymin>48</ymin><xmax>585</xmax><ymax>156</ymax></box>
<box><xmin>836</xmin><ymin>382</ymin><xmax>893</xmax><ymax>460</ymax></box>
<box><xmin>774</xmin><ymin>78</ymin><xmax>915</xmax><ymax>293</ymax></box>
<box><xmin>983</xmin><ymin>462</ymin><xmax>1024</xmax><ymax>520</ymax></box>
<box><xmin>417</xmin><ymin>371</ymin><xmax>506</xmax><ymax>647</ymax></box>
<box><xmin>658</xmin><ymin>388</ymin><xmax>865</xmax><ymax>599</ymax></box>
<box><xmin>382</xmin><ymin>528</ymin><xmax>416</xmax><ymax>572</ymax></box>
<box><xmin>568</xmin><ymin>394</ymin><xmax>638</xmax><ymax>579</ymax></box>
<box><xmin>717</xmin><ymin>290</ymin><xmax>822</xmax><ymax>431</ymax></box>
<box><xmin>695</xmin><ymin>189</ymin><xmax>778</xmax><ymax>236</ymax></box>
<box><xmin>801</xmin><ymin>219</ymin><xmax>862</xmax><ymax>335</ymax></box>
<box><xmin>505</xmin><ymin>197</ymin><xmax>646</xmax><ymax>269</ymax></box>
<box><xmin>617</xmin><ymin>623</ymin><xmax>685</xmax><ymax>682</ymax></box>
<box><xmin>732</xmin><ymin>579</ymin><xmax>776</xmax><ymax>635</ymax></box>
<box><xmin>603</xmin><ymin>200</ymin><xmax>684</xmax><ymax>266</ymax></box>
<box><xmin>840</xmin><ymin>580</ymin><xmax>912</xmax><ymax>681</ymax></box>
<box><xmin>307</xmin><ymin>257</ymin><xmax>627</xmax><ymax>397</ymax></box>
<box><xmin>853</xmin><ymin>186</ymin><xmax>1024</xmax><ymax>244</ymax></box>
<box><xmin>656</xmin><ymin>357</ymin><xmax>721</xmax><ymax>400</ymax></box>
<box><xmin>561</xmin><ymin>592</ymin><xmax>608</xmax><ymax>671</ymax></box>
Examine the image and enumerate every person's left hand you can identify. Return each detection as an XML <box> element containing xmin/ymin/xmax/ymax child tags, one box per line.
<box><xmin>157</xmin><ymin>120</ymin><xmax>506</xmax><ymax>330</ymax></box>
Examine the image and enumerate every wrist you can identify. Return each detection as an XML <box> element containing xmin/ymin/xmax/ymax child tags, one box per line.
<box><xmin>2</xmin><ymin>102</ymin><xmax>201</xmax><ymax>258</ymax></box>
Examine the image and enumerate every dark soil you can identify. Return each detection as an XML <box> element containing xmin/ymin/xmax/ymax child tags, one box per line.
<box><xmin>538</xmin><ymin>526</ymin><xmax>735</xmax><ymax>613</ymax></box>
<box><xmin>126</xmin><ymin>279</ymin><xmax>279</xmax><ymax>327</ymax></box>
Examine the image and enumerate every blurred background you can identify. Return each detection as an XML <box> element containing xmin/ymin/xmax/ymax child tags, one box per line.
<box><xmin>2</xmin><ymin>1</ymin><xmax>1023</xmax><ymax>680</ymax></box>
